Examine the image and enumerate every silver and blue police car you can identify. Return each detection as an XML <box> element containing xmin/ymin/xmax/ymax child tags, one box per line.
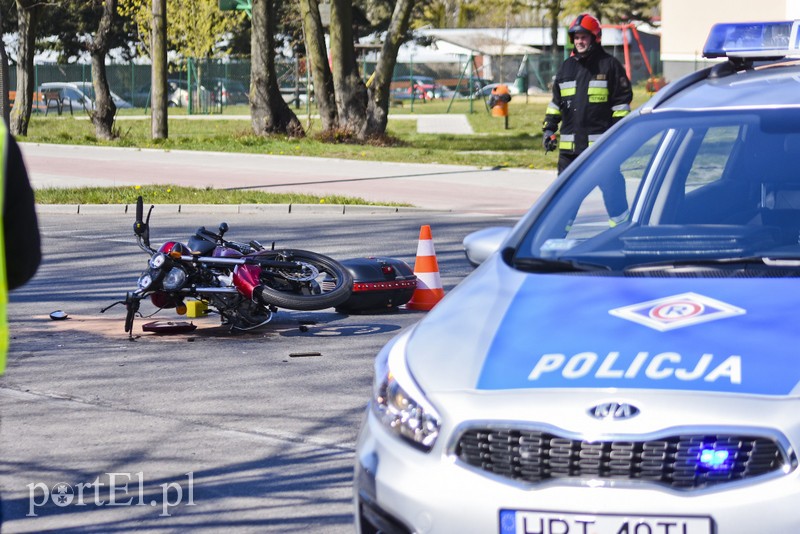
<box><xmin>355</xmin><ymin>20</ymin><xmax>800</xmax><ymax>533</ymax></box>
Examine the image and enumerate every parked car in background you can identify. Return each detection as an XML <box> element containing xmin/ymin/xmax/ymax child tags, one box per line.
<box><xmin>390</xmin><ymin>75</ymin><xmax>439</xmax><ymax>100</ymax></box>
<box><xmin>280</xmin><ymin>85</ymin><xmax>309</xmax><ymax>106</ymax></box>
<box><xmin>39</xmin><ymin>82</ymin><xmax>133</xmax><ymax>112</ymax></box>
<box><xmin>38</xmin><ymin>82</ymin><xmax>90</xmax><ymax>112</ymax></box>
<box><xmin>125</xmin><ymin>78</ymin><xmax>208</xmax><ymax>108</ymax></box>
<box><xmin>207</xmin><ymin>77</ymin><xmax>249</xmax><ymax>105</ymax></box>
<box><xmin>67</xmin><ymin>81</ymin><xmax>133</xmax><ymax>109</ymax></box>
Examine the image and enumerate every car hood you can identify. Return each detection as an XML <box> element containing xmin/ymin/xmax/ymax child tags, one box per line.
<box><xmin>405</xmin><ymin>254</ymin><xmax>800</xmax><ymax>398</ymax></box>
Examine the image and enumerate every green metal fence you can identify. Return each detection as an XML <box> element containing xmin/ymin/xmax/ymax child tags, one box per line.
<box><xmin>14</xmin><ymin>51</ymin><xmax>647</xmax><ymax>112</ymax></box>
<box><xmin>13</xmin><ymin>59</ymin><xmax>259</xmax><ymax>113</ymax></box>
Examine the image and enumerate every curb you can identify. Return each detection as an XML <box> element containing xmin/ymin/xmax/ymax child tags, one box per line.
<box><xmin>34</xmin><ymin>204</ymin><xmax>450</xmax><ymax>216</ymax></box>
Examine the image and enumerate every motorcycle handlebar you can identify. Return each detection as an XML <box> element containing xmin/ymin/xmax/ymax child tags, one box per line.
<box><xmin>133</xmin><ymin>196</ymin><xmax>148</xmax><ymax>239</ymax></box>
<box><xmin>136</xmin><ymin>196</ymin><xmax>143</xmax><ymax>222</ymax></box>
<box><xmin>133</xmin><ymin>196</ymin><xmax>154</xmax><ymax>252</ymax></box>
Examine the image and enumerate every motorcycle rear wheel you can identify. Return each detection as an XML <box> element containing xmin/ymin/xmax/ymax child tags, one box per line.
<box><xmin>256</xmin><ymin>249</ymin><xmax>353</xmax><ymax>311</ymax></box>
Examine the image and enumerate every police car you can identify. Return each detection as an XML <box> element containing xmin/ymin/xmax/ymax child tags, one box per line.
<box><xmin>355</xmin><ymin>20</ymin><xmax>800</xmax><ymax>533</ymax></box>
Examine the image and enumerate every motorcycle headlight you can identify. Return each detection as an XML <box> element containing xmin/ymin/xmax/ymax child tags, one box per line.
<box><xmin>371</xmin><ymin>331</ymin><xmax>440</xmax><ymax>451</ymax></box>
<box><xmin>150</xmin><ymin>253</ymin><xmax>167</xmax><ymax>269</ymax></box>
<box><xmin>162</xmin><ymin>266</ymin><xmax>187</xmax><ymax>291</ymax></box>
<box><xmin>137</xmin><ymin>273</ymin><xmax>153</xmax><ymax>290</ymax></box>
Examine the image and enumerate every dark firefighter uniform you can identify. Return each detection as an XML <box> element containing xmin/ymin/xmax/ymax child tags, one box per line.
<box><xmin>0</xmin><ymin>121</ymin><xmax>41</xmax><ymax>375</ymax></box>
<box><xmin>543</xmin><ymin>43</ymin><xmax>633</xmax><ymax>174</ymax></box>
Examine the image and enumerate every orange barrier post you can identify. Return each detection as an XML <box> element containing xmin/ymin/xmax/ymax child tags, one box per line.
<box><xmin>405</xmin><ymin>225</ymin><xmax>445</xmax><ymax>311</ymax></box>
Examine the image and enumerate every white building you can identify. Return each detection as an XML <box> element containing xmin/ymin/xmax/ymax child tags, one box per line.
<box><xmin>660</xmin><ymin>0</ymin><xmax>800</xmax><ymax>81</ymax></box>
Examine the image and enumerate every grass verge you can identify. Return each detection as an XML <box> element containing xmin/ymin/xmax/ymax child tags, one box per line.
<box><xmin>34</xmin><ymin>185</ymin><xmax>411</xmax><ymax>206</ymax></box>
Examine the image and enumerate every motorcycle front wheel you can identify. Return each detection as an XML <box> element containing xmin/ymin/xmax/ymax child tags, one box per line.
<box><xmin>255</xmin><ymin>249</ymin><xmax>353</xmax><ymax>311</ymax></box>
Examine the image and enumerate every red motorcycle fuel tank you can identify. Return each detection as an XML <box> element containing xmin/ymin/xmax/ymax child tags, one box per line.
<box><xmin>233</xmin><ymin>264</ymin><xmax>261</xmax><ymax>300</ymax></box>
<box><xmin>157</xmin><ymin>241</ymin><xmax>191</xmax><ymax>256</ymax></box>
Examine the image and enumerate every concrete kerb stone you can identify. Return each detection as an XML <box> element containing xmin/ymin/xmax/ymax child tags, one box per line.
<box><xmin>74</xmin><ymin>204</ymin><xmax>131</xmax><ymax>215</ymax></box>
<box><xmin>34</xmin><ymin>203</ymin><xmax>450</xmax><ymax>216</ymax></box>
<box><xmin>35</xmin><ymin>204</ymin><xmax>81</xmax><ymax>215</ymax></box>
<box><xmin>287</xmin><ymin>203</ymin><xmax>349</xmax><ymax>215</ymax></box>
<box><xmin>178</xmin><ymin>204</ymin><xmax>241</xmax><ymax>214</ymax></box>
<box><xmin>239</xmin><ymin>204</ymin><xmax>292</xmax><ymax>215</ymax></box>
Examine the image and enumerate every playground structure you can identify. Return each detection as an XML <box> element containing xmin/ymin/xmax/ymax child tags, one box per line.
<box><xmin>603</xmin><ymin>23</ymin><xmax>666</xmax><ymax>94</ymax></box>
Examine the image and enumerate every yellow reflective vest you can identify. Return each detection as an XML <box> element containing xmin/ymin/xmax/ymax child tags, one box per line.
<box><xmin>0</xmin><ymin>119</ymin><xmax>8</xmax><ymax>374</ymax></box>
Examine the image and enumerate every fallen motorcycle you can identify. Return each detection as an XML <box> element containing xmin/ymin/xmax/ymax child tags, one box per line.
<box><xmin>102</xmin><ymin>197</ymin><xmax>353</xmax><ymax>334</ymax></box>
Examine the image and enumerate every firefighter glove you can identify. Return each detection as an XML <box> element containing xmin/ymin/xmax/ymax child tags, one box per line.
<box><xmin>543</xmin><ymin>131</ymin><xmax>558</xmax><ymax>152</ymax></box>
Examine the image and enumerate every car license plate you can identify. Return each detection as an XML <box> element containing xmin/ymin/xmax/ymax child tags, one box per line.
<box><xmin>499</xmin><ymin>509</ymin><xmax>713</xmax><ymax>534</ymax></box>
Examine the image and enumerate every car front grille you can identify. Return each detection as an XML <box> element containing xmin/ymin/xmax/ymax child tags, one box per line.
<box><xmin>454</xmin><ymin>427</ymin><xmax>789</xmax><ymax>490</ymax></box>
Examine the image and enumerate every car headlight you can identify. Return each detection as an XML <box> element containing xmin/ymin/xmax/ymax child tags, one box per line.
<box><xmin>371</xmin><ymin>331</ymin><xmax>441</xmax><ymax>451</ymax></box>
<box><xmin>162</xmin><ymin>266</ymin><xmax>187</xmax><ymax>290</ymax></box>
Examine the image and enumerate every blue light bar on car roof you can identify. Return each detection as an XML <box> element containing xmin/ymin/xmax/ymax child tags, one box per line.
<box><xmin>703</xmin><ymin>20</ymin><xmax>800</xmax><ymax>59</ymax></box>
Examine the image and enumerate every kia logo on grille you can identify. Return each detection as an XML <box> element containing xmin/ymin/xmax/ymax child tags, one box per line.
<box><xmin>589</xmin><ymin>402</ymin><xmax>640</xmax><ymax>420</ymax></box>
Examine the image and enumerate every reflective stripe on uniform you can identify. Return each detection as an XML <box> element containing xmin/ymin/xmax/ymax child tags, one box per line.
<box><xmin>609</xmin><ymin>209</ymin><xmax>630</xmax><ymax>228</ymax></box>
<box><xmin>545</xmin><ymin>102</ymin><xmax>561</xmax><ymax>116</ymax></box>
<box><xmin>559</xmin><ymin>81</ymin><xmax>577</xmax><ymax>97</ymax></box>
<box><xmin>0</xmin><ymin>120</ymin><xmax>7</xmax><ymax>374</ymax></box>
<box><xmin>559</xmin><ymin>133</ymin><xmax>575</xmax><ymax>151</ymax></box>
<box><xmin>588</xmin><ymin>134</ymin><xmax>603</xmax><ymax>145</ymax></box>
<box><xmin>587</xmin><ymin>80</ymin><xmax>609</xmax><ymax>102</ymax></box>
<box><xmin>612</xmin><ymin>103</ymin><xmax>631</xmax><ymax>118</ymax></box>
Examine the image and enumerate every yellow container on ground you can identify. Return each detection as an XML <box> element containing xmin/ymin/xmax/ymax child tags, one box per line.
<box><xmin>186</xmin><ymin>300</ymin><xmax>209</xmax><ymax>318</ymax></box>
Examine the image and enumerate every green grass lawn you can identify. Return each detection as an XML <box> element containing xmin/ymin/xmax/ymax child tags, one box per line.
<box><xmin>22</xmin><ymin>85</ymin><xmax>654</xmax><ymax>173</ymax></box>
<box><xmin>33</xmin><ymin>184</ymin><xmax>410</xmax><ymax>206</ymax></box>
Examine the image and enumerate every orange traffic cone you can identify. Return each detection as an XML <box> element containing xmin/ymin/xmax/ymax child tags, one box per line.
<box><xmin>405</xmin><ymin>225</ymin><xmax>445</xmax><ymax>311</ymax></box>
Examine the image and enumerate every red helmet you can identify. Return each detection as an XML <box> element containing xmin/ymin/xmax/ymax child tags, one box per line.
<box><xmin>568</xmin><ymin>13</ymin><xmax>602</xmax><ymax>43</ymax></box>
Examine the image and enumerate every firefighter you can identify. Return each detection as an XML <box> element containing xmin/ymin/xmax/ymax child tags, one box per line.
<box><xmin>542</xmin><ymin>13</ymin><xmax>633</xmax><ymax>174</ymax></box>
<box><xmin>0</xmin><ymin>121</ymin><xmax>40</xmax><ymax>377</ymax></box>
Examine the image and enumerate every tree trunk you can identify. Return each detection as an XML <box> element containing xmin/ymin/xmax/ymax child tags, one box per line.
<box><xmin>88</xmin><ymin>0</ymin><xmax>118</xmax><ymax>141</ymax></box>
<box><xmin>329</xmin><ymin>0</ymin><xmax>369</xmax><ymax>139</ymax></box>
<box><xmin>10</xmin><ymin>1</ymin><xmax>41</xmax><ymax>136</ymax></box>
<box><xmin>299</xmin><ymin>0</ymin><xmax>337</xmax><ymax>131</ymax></box>
<box><xmin>365</xmin><ymin>0</ymin><xmax>415</xmax><ymax>135</ymax></box>
<box><xmin>547</xmin><ymin>0</ymin><xmax>560</xmax><ymax>55</ymax></box>
<box><xmin>0</xmin><ymin>8</ymin><xmax>10</xmax><ymax>126</ymax></box>
<box><xmin>250</xmin><ymin>0</ymin><xmax>303</xmax><ymax>137</ymax></box>
<box><xmin>151</xmin><ymin>0</ymin><xmax>168</xmax><ymax>139</ymax></box>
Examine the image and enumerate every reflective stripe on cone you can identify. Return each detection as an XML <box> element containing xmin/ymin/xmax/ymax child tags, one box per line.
<box><xmin>405</xmin><ymin>225</ymin><xmax>445</xmax><ymax>311</ymax></box>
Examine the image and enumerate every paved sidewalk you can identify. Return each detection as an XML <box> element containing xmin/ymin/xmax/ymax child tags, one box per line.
<box><xmin>415</xmin><ymin>114</ymin><xmax>473</xmax><ymax>134</ymax></box>
<box><xmin>21</xmin><ymin>143</ymin><xmax>556</xmax><ymax>215</ymax></box>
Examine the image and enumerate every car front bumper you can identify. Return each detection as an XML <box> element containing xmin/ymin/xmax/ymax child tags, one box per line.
<box><xmin>354</xmin><ymin>409</ymin><xmax>800</xmax><ymax>533</ymax></box>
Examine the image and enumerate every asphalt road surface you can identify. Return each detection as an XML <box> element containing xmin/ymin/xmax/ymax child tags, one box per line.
<box><xmin>0</xmin><ymin>210</ymin><xmax>517</xmax><ymax>532</ymax></box>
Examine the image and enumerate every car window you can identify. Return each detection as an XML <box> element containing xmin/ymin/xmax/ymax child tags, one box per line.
<box><xmin>62</xmin><ymin>88</ymin><xmax>82</xmax><ymax>100</ymax></box>
<box><xmin>517</xmin><ymin>108</ymin><xmax>800</xmax><ymax>270</ymax></box>
<box><xmin>684</xmin><ymin>125</ymin><xmax>739</xmax><ymax>192</ymax></box>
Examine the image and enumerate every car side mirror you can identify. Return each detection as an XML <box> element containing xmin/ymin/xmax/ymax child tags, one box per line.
<box><xmin>463</xmin><ymin>227</ymin><xmax>512</xmax><ymax>267</ymax></box>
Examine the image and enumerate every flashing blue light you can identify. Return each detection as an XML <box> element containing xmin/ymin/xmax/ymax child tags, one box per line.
<box><xmin>700</xmin><ymin>449</ymin><xmax>730</xmax><ymax>469</ymax></box>
<box><xmin>703</xmin><ymin>21</ymin><xmax>800</xmax><ymax>59</ymax></box>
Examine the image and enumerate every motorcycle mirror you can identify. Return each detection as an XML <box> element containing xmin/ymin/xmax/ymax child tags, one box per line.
<box><xmin>49</xmin><ymin>310</ymin><xmax>69</xmax><ymax>321</ymax></box>
<box><xmin>219</xmin><ymin>222</ymin><xmax>229</xmax><ymax>236</ymax></box>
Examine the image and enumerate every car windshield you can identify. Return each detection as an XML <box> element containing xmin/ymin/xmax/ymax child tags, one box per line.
<box><xmin>516</xmin><ymin>108</ymin><xmax>800</xmax><ymax>274</ymax></box>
